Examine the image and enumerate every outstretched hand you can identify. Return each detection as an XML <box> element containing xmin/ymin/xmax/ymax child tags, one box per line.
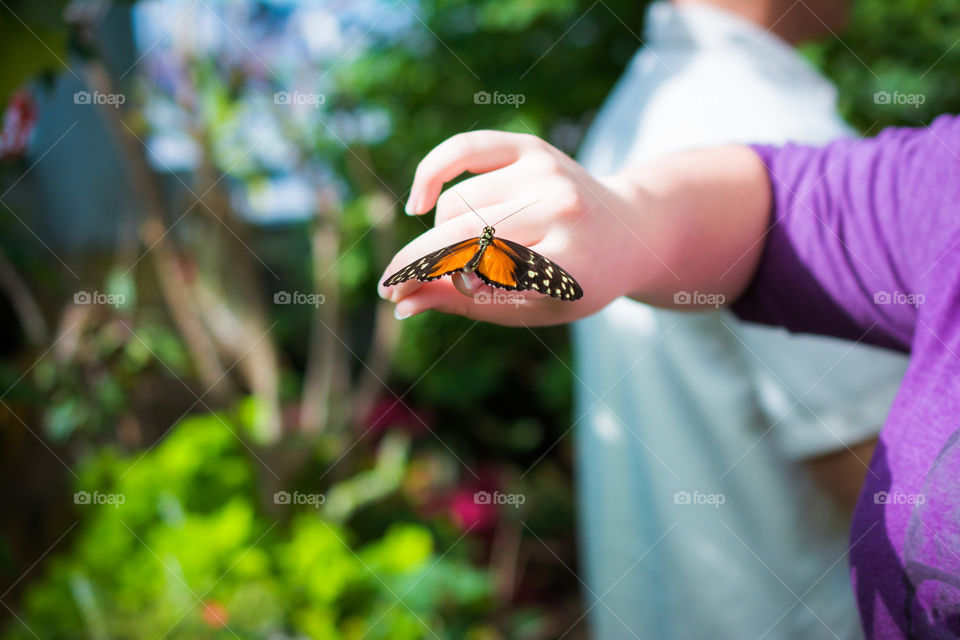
<box><xmin>377</xmin><ymin>130</ymin><xmax>664</xmax><ymax>326</ymax></box>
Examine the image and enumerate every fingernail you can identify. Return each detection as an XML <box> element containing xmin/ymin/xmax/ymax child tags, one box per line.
<box><xmin>394</xmin><ymin>306</ymin><xmax>411</xmax><ymax>320</ymax></box>
<box><xmin>461</xmin><ymin>272</ymin><xmax>481</xmax><ymax>291</ymax></box>
<box><xmin>404</xmin><ymin>192</ymin><xmax>419</xmax><ymax>215</ymax></box>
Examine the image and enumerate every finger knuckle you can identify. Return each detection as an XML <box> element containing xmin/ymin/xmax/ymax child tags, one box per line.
<box><xmin>435</xmin><ymin>189</ymin><xmax>455</xmax><ymax>212</ymax></box>
<box><xmin>448</xmin><ymin>131</ymin><xmax>479</xmax><ymax>156</ymax></box>
<box><xmin>552</xmin><ymin>182</ymin><xmax>586</xmax><ymax>216</ymax></box>
<box><xmin>529</xmin><ymin>151</ymin><xmax>563</xmax><ymax>175</ymax></box>
<box><xmin>523</xmin><ymin>133</ymin><xmax>551</xmax><ymax>150</ymax></box>
<box><xmin>454</xmin><ymin>297</ymin><xmax>473</xmax><ymax>319</ymax></box>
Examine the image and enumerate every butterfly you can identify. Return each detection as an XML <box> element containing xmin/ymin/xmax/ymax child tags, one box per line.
<box><xmin>383</xmin><ymin>195</ymin><xmax>583</xmax><ymax>301</ymax></box>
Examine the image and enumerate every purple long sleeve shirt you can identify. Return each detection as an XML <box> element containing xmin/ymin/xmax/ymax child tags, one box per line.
<box><xmin>737</xmin><ymin>114</ymin><xmax>960</xmax><ymax>639</ymax></box>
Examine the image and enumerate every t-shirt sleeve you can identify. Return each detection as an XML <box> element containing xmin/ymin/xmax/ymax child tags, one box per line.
<box><xmin>733</xmin><ymin>114</ymin><xmax>960</xmax><ymax>353</ymax></box>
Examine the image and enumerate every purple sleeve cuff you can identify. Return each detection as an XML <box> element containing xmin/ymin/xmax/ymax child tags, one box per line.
<box><xmin>731</xmin><ymin>141</ymin><xmax>909</xmax><ymax>352</ymax></box>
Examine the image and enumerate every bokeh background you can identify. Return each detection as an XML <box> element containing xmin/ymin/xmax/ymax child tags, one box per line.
<box><xmin>0</xmin><ymin>0</ymin><xmax>958</xmax><ymax>638</ymax></box>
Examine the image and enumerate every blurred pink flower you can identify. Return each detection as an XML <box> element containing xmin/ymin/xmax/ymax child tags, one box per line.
<box><xmin>443</xmin><ymin>467</ymin><xmax>505</xmax><ymax>533</ymax></box>
<box><xmin>448</xmin><ymin>485</ymin><xmax>498</xmax><ymax>533</ymax></box>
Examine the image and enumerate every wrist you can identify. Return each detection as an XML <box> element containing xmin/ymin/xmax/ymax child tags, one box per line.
<box><xmin>601</xmin><ymin>147</ymin><xmax>772</xmax><ymax>310</ymax></box>
<box><xmin>597</xmin><ymin>171</ymin><xmax>684</xmax><ymax>305</ymax></box>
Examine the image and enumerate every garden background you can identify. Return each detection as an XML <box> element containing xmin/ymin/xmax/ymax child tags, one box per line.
<box><xmin>0</xmin><ymin>0</ymin><xmax>957</xmax><ymax>638</ymax></box>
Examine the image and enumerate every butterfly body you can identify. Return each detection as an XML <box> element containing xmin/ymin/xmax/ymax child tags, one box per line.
<box><xmin>383</xmin><ymin>225</ymin><xmax>583</xmax><ymax>301</ymax></box>
<box><xmin>461</xmin><ymin>226</ymin><xmax>495</xmax><ymax>273</ymax></box>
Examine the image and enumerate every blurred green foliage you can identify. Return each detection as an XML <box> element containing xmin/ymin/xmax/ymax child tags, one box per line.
<box><xmin>3</xmin><ymin>413</ymin><xmax>492</xmax><ymax>640</ymax></box>
<box><xmin>0</xmin><ymin>1</ymin><xmax>69</xmax><ymax>107</ymax></box>
<box><xmin>36</xmin><ymin>318</ymin><xmax>188</xmax><ymax>443</ymax></box>
<box><xmin>805</xmin><ymin>0</ymin><xmax>960</xmax><ymax>129</ymax></box>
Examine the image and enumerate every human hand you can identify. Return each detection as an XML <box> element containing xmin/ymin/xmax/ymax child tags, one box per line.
<box><xmin>377</xmin><ymin>130</ymin><xmax>667</xmax><ymax>326</ymax></box>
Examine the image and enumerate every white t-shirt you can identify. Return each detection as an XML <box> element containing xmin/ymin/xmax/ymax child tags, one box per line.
<box><xmin>573</xmin><ymin>3</ymin><xmax>909</xmax><ymax>639</ymax></box>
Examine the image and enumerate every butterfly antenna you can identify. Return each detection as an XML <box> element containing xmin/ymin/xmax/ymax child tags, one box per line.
<box><xmin>491</xmin><ymin>199</ymin><xmax>542</xmax><ymax>227</ymax></box>
<box><xmin>455</xmin><ymin>191</ymin><xmax>490</xmax><ymax>227</ymax></box>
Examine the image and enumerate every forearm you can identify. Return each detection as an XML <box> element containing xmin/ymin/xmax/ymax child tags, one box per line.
<box><xmin>614</xmin><ymin>117</ymin><xmax>960</xmax><ymax>353</ymax></box>
<box><xmin>605</xmin><ymin>145</ymin><xmax>772</xmax><ymax>309</ymax></box>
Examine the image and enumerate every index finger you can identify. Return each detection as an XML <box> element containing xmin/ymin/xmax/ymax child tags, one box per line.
<box><xmin>406</xmin><ymin>130</ymin><xmax>541</xmax><ymax>215</ymax></box>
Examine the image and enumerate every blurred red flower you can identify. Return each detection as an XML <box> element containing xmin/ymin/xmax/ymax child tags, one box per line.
<box><xmin>443</xmin><ymin>467</ymin><xmax>505</xmax><ymax>533</ymax></box>
<box><xmin>201</xmin><ymin>600</ymin><xmax>229</xmax><ymax>628</ymax></box>
<box><xmin>1</xmin><ymin>90</ymin><xmax>37</xmax><ymax>161</ymax></box>
<box><xmin>448</xmin><ymin>485</ymin><xmax>498</xmax><ymax>533</ymax></box>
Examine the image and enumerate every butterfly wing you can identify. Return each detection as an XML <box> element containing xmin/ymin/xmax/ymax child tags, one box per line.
<box><xmin>478</xmin><ymin>237</ymin><xmax>583</xmax><ymax>301</ymax></box>
<box><xmin>382</xmin><ymin>238</ymin><xmax>480</xmax><ymax>286</ymax></box>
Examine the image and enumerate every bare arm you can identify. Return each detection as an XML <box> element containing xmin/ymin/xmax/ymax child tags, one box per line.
<box><xmin>379</xmin><ymin>131</ymin><xmax>772</xmax><ymax>324</ymax></box>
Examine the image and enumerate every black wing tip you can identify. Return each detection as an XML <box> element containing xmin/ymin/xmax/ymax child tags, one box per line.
<box><xmin>383</xmin><ymin>271</ymin><xmax>457</xmax><ymax>287</ymax></box>
<box><xmin>479</xmin><ymin>276</ymin><xmax>585</xmax><ymax>301</ymax></box>
<box><xmin>382</xmin><ymin>272</ymin><xmax>405</xmax><ymax>287</ymax></box>
<box><xmin>569</xmin><ymin>279</ymin><xmax>584</xmax><ymax>300</ymax></box>
<box><xmin>547</xmin><ymin>285</ymin><xmax>584</xmax><ymax>301</ymax></box>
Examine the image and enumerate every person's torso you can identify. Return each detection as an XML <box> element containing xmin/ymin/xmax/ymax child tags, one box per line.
<box><xmin>572</xmin><ymin>3</ymin><xmax>888</xmax><ymax>638</ymax></box>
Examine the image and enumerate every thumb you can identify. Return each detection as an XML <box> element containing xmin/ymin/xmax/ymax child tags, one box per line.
<box><xmin>452</xmin><ymin>272</ymin><xmax>484</xmax><ymax>296</ymax></box>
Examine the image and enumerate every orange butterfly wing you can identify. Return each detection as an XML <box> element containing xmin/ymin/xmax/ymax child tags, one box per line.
<box><xmin>478</xmin><ymin>237</ymin><xmax>583</xmax><ymax>300</ymax></box>
<box><xmin>382</xmin><ymin>238</ymin><xmax>479</xmax><ymax>286</ymax></box>
<box><xmin>383</xmin><ymin>234</ymin><xmax>583</xmax><ymax>301</ymax></box>
<box><xmin>475</xmin><ymin>242</ymin><xmax>519</xmax><ymax>288</ymax></box>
